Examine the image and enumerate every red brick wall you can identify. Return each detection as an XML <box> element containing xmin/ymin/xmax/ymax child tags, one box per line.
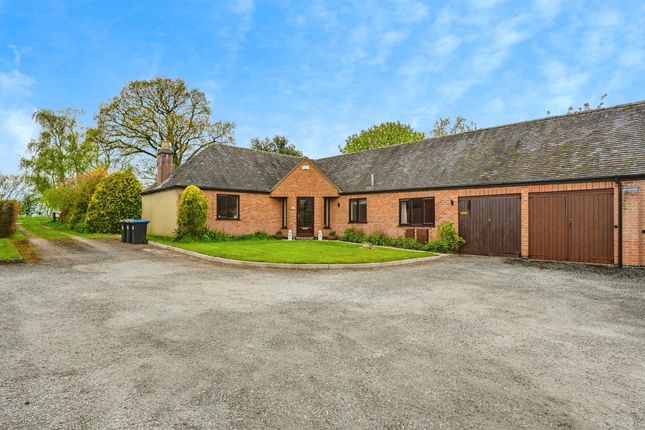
<box><xmin>270</xmin><ymin>159</ymin><xmax>340</xmax><ymax>236</ymax></box>
<box><xmin>203</xmin><ymin>190</ymin><xmax>283</xmax><ymax>235</ymax></box>
<box><xmin>196</xmin><ymin>178</ymin><xmax>644</xmax><ymax>266</ymax></box>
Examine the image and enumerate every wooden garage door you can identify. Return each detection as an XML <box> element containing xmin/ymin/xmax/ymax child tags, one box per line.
<box><xmin>458</xmin><ymin>195</ymin><xmax>521</xmax><ymax>257</ymax></box>
<box><xmin>529</xmin><ymin>189</ymin><xmax>613</xmax><ymax>264</ymax></box>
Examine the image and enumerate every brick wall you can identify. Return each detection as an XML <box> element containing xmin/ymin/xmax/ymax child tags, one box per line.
<box><xmin>191</xmin><ymin>178</ymin><xmax>644</xmax><ymax>266</ymax></box>
<box><xmin>203</xmin><ymin>190</ymin><xmax>283</xmax><ymax>235</ymax></box>
<box><xmin>270</xmin><ymin>159</ymin><xmax>339</xmax><ymax>236</ymax></box>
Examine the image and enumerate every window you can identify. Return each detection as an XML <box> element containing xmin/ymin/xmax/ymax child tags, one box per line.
<box><xmin>281</xmin><ymin>197</ymin><xmax>287</xmax><ymax>228</ymax></box>
<box><xmin>323</xmin><ymin>197</ymin><xmax>331</xmax><ymax>228</ymax></box>
<box><xmin>399</xmin><ymin>197</ymin><xmax>435</xmax><ymax>226</ymax></box>
<box><xmin>349</xmin><ymin>198</ymin><xmax>367</xmax><ymax>223</ymax></box>
<box><xmin>217</xmin><ymin>194</ymin><xmax>240</xmax><ymax>220</ymax></box>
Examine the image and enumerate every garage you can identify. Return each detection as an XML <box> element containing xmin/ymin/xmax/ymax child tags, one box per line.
<box><xmin>458</xmin><ymin>195</ymin><xmax>521</xmax><ymax>257</ymax></box>
<box><xmin>529</xmin><ymin>189</ymin><xmax>613</xmax><ymax>264</ymax></box>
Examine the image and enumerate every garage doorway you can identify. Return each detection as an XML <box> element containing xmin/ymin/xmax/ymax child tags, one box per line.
<box><xmin>529</xmin><ymin>189</ymin><xmax>613</xmax><ymax>264</ymax></box>
<box><xmin>458</xmin><ymin>195</ymin><xmax>521</xmax><ymax>257</ymax></box>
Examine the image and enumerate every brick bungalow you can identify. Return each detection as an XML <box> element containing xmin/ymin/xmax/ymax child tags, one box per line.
<box><xmin>142</xmin><ymin>101</ymin><xmax>645</xmax><ymax>267</ymax></box>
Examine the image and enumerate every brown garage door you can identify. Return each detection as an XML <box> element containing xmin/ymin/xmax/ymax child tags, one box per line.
<box><xmin>529</xmin><ymin>189</ymin><xmax>613</xmax><ymax>264</ymax></box>
<box><xmin>458</xmin><ymin>195</ymin><xmax>521</xmax><ymax>257</ymax></box>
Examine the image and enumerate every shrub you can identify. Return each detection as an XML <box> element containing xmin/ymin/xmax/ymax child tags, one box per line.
<box><xmin>392</xmin><ymin>236</ymin><xmax>424</xmax><ymax>250</ymax></box>
<box><xmin>85</xmin><ymin>171</ymin><xmax>142</xmax><ymax>233</ymax></box>
<box><xmin>367</xmin><ymin>231</ymin><xmax>392</xmax><ymax>246</ymax></box>
<box><xmin>0</xmin><ymin>200</ymin><xmax>20</xmax><ymax>238</ymax></box>
<box><xmin>340</xmin><ymin>226</ymin><xmax>367</xmax><ymax>243</ymax></box>
<box><xmin>425</xmin><ymin>221</ymin><xmax>466</xmax><ymax>253</ymax></box>
<box><xmin>176</xmin><ymin>228</ymin><xmax>272</xmax><ymax>242</ymax></box>
<box><xmin>177</xmin><ymin>185</ymin><xmax>209</xmax><ymax>237</ymax></box>
<box><xmin>43</xmin><ymin>169</ymin><xmax>106</xmax><ymax>228</ymax></box>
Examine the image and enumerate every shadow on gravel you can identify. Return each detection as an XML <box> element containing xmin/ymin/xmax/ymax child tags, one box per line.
<box><xmin>505</xmin><ymin>258</ymin><xmax>645</xmax><ymax>279</ymax></box>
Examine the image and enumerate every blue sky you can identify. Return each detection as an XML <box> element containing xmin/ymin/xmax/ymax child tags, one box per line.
<box><xmin>0</xmin><ymin>0</ymin><xmax>643</xmax><ymax>174</ymax></box>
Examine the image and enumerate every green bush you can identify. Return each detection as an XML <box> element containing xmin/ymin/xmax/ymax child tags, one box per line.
<box><xmin>392</xmin><ymin>236</ymin><xmax>424</xmax><ymax>250</ymax></box>
<box><xmin>177</xmin><ymin>185</ymin><xmax>208</xmax><ymax>237</ymax></box>
<box><xmin>85</xmin><ymin>172</ymin><xmax>142</xmax><ymax>233</ymax></box>
<box><xmin>175</xmin><ymin>228</ymin><xmax>272</xmax><ymax>242</ymax></box>
<box><xmin>340</xmin><ymin>226</ymin><xmax>367</xmax><ymax>243</ymax></box>
<box><xmin>367</xmin><ymin>231</ymin><xmax>392</xmax><ymax>246</ymax></box>
<box><xmin>0</xmin><ymin>200</ymin><xmax>20</xmax><ymax>238</ymax></box>
<box><xmin>43</xmin><ymin>169</ymin><xmax>106</xmax><ymax>228</ymax></box>
<box><xmin>425</xmin><ymin>221</ymin><xmax>466</xmax><ymax>253</ymax></box>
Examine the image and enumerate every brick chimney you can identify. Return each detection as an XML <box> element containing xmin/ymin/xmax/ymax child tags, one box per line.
<box><xmin>156</xmin><ymin>140</ymin><xmax>174</xmax><ymax>185</ymax></box>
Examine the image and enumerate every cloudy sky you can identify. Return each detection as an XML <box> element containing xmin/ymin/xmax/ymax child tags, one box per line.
<box><xmin>0</xmin><ymin>0</ymin><xmax>643</xmax><ymax>173</ymax></box>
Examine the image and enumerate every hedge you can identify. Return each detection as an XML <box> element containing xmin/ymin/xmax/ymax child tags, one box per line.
<box><xmin>0</xmin><ymin>200</ymin><xmax>20</xmax><ymax>238</ymax></box>
<box><xmin>85</xmin><ymin>172</ymin><xmax>142</xmax><ymax>233</ymax></box>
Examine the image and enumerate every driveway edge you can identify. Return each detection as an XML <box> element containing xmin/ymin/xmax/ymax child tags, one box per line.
<box><xmin>147</xmin><ymin>240</ymin><xmax>447</xmax><ymax>269</ymax></box>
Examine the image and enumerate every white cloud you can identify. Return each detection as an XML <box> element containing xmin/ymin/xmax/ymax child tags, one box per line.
<box><xmin>231</xmin><ymin>0</ymin><xmax>254</xmax><ymax>15</ymax></box>
<box><xmin>434</xmin><ymin>34</ymin><xmax>461</xmax><ymax>56</ymax></box>
<box><xmin>471</xmin><ymin>0</ymin><xmax>507</xmax><ymax>10</ymax></box>
<box><xmin>532</xmin><ymin>0</ymin><xmax>563</xmax><ymax>20</ymax></box>
<box><xmin>543</xmin><ymin>61</ymin><xmax>589</xmax><ymax>109</ymax></box>
<box><xmin>0</xmin><ymin>70</ymin><xmax>35</xmax><ymax>95</ymax></box>
<box><xmin>0</xmin><ymin>108</ymin><xmax>37</xmax><ymax>172</ymax></box>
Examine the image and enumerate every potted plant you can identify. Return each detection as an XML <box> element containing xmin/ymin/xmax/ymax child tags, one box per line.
<box><xmin>327</xmin><ymin>230</ymin><xmax>337</xmax><ymax>240</ymax></box>
<box><xmin>274</xmin><ymin>230</ymin><xmax>284</xmax><ymax>239</ymax></box>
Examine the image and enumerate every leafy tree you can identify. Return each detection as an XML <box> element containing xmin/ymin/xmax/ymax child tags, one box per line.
<box><xmin>249</xmin><ymin>135</ymin><xmax>303</xmax><ymax>157</ymax></box>
<box><xmin>85</xmin><ymin>172</ymin><xmax>142</xmax><ymax>233</ymax></box>
<box><xmin>339</xmin><ymin>121</ymin><xmax>426</xmax><ymax>154</ymax></box>
<box><xmin>431</xmin><ymin>117</ymin><xmax>477</xmax><ymax>137</ymax></box>
<box><xmin>43</xmin><ymin>169</ymin><xmax>107</xmax><ymax>227</ymax></box>
<box><xmin>20</xmin><ymin>109</ymin><xmax>99</xmax><ymax>194</ymax></box>
<box><xmin>177</xmin><ymin>185</ymin><xmax>208</xmax><ymax>237</ymax></box>
<box><xmin>90</xmin><ymin>78</ymin><xmax>235</xmax><ymax>179</ymax></box>
<box><xmin>0</xmin><ymin>174</ymin><xmax>26</xmax><ymax>200</ymax></box>
<box><xmin>19</xmin><ymin>193</ymin><xmax>40</xmax><ymax>217</ymax></box>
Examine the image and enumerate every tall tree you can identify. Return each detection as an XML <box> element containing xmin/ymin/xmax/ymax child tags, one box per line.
<box><xmin>249</xmin><ymin>135</ymin><xmax>303</xmax><ymax>157</ymax></box>
<box><xmin>90</xmin><ymin>78</ymin><xmax>235</xmax><ymax>176</ymax></box>
<box><xmin>339</xmin><ymin>121</ymin><xmax>425</xmax><ymax>154</ymax></box>
<box><xmin>0</xmin><ymin>173</ymin><xmax>25</xmax><ymax>200</ymax></box>
<box><xmin>20</xmin><ymin>109</ymin><xmax>98</xmax><ymax>194</ymax></box>
<box><xmin>431</xmin><ymin>116</ymin><xmax>477</xmax><ymax>137</ymax></box>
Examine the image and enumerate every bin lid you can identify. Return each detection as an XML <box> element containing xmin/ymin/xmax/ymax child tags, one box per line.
<box><xmin>122</xmin><ymin>219</ymin><xmax>150</xmax><ymax>224</ymax></box>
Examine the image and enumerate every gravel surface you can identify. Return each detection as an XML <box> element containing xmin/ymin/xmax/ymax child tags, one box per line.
<box><xmin>1</xmin><ymin>237</ymin><xmax>644</xmax><ymax>429</ymax></box>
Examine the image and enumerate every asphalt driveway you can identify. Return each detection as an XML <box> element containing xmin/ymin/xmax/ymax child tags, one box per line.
<box><xmin>1</xmin><ymin>237</ymin><xmax>644</xmax><ymax>429</ymax></box>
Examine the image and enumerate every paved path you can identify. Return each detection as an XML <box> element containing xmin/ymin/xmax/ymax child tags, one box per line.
<box><xmin>1</xmin><ymin>237</ymin><xmax>644</xmax><ymax>429</ymax></box>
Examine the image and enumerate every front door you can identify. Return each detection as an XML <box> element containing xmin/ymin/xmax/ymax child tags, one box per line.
<box><xmin>297</xmin><ymin>197</ymin><xmax>314</xmax><ymax>237</ymax></box>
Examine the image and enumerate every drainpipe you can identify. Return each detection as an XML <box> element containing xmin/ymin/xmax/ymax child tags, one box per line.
<box><xmin>616</xmin><ymin>177</ymin><xmax>623</xmax><ymax>269</ymax></box>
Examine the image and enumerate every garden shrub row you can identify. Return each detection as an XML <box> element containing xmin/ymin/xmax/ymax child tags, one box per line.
<box><xmin>340</xmin><ymin>221</ymin><xmax>465</xmax><ymax>253</ymax></box>
<box><xmin>0</xmin><ymin>200</ymin><xmax>20</xmax><ymax>238</ymax></box>
<box><xmin>46</xmin><ymin>170</ymin><xmax>142</xmax><ymax>234</ymax></box>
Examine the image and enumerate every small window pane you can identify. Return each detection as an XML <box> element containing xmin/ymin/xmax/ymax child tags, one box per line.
<box><xmin>350</xmin><ymin>200</ymin><xmax>357</xmax><ymax>221</ymax></box>
<box><xmin>217</xmin><ymin>195</ymin><xmax>227</xmax><ymax>219</ymax></box>
<box><xmin>358</xmin><ymin>199</ymin><xmax>367</xmax><ymax>222</ymax></box>
<box><xmin>423</xmin><ymin>199</ymin><xmax>435</xmax><ymax>225</ymax></box>
<box><xmin>400</xmin><ymin>200</ymin><xmax>409</xmax><ymax>225</ymax></box>
<box><xmin>227</xmin><ymin>196</ymin><xmax>239</xmax><ymax>219</ymax></box>
<box><xmin>411</xmin><ymin>199</ymin><xmax>423</xmax><ymax>225</ymax></box>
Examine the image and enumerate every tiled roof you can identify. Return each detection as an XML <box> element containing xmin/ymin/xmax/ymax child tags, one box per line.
<box><xmin>144</xmin><ymin>144</ymin><xmax>301</xmax><ymax>194</ymax></box>
<box><xmin>145</xmin><ymin>101</ymin><xmax>645</xmax><ymax>195</ymax></box>
<box><xmin>316</xmin><ymin>101</ymin><xmax>645</xmax><ymax>192</ymax></box>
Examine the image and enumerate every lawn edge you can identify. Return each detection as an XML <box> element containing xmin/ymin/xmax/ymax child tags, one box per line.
<box><xmin>148</xmin><ymin>240</ymin><xmax>446</xmax><ymax>269</ymax></box>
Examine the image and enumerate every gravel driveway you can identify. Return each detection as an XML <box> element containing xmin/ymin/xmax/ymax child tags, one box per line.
<box><xmin>1</xmin><ymin>237</ymin><xmax>644</xmax><ymax>429</ymax></box>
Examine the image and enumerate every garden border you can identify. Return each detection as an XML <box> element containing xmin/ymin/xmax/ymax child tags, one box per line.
<box><xmin>148</xmin><ymin>240</ymin><xmax>447</xmax><ymax>269</ymax></box>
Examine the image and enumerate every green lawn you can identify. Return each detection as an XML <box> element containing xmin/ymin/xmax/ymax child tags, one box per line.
<box><xmin>0</xmin><ymin>236</ymin><xmax>21</xmax><ymax>260</ymax></box>
<box><xmin>18</xmin><ymin>216</ymin><xmax>117</xmax><ymax>239</ymax></box>
<box><xmin>151</xmin><ymin>236</ymin><xmax>435</xmax><ymax>264</ymax></box>
<box><xmin>19</xmin><ymin>217</ymin><xmax>70</xmax><ymax>239</ymax></box>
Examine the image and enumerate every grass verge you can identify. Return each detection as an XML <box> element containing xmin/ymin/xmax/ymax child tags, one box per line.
<box><xmin>19</xmin><ymin>217</ymin><xmax>70</xmax><ymax>239</ymax></box>
<box><xmin>0</xmin><ymin>237</ymin><xmax>21</xmax><ymax>261</ymax></box>
<box><xmin>151</xmin><ymin>236</ymin><xmax>436</xmax><ymax>264</ymax></box>
<box><xmin>18</xmin><ymin>216</ymin><xmax>117</xmax><ymax>239</ymax></box>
